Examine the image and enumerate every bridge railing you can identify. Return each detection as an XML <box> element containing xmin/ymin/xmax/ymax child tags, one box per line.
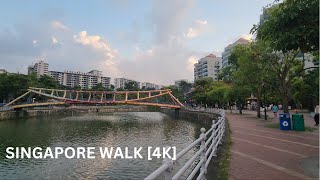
<box><xmin>145</xmin><ymin>109</ymin><xmax>225</xmax><ymax>180</ymax></box>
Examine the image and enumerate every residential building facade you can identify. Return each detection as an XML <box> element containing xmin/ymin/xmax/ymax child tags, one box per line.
<box><xmin>221</xmin><ymin>38</ymin><xmax>250</xmax><ymax>68</ymax></box>
<box><xmin>194</xmin><ymin>54</ymin><xmax>221</xmax><ymax>81</ymax></box>
<box><xmin>48</xmin><ymin>70</ymin><xmax>111</xmax><ymax>89</ymax></box>
<box><xmin>114</xmin><ymin>78</ymin><xmax>140</xmax><ymax>90</ymax></box>
<box><xmin>0</xmin><ymin>69</ymin><xmax>7</xmax><ymax>74</ymax></box>
<box><xmin>33</xmin><ymin>60</ymin><xmax>49</xmax><ymax>77</ymax></box>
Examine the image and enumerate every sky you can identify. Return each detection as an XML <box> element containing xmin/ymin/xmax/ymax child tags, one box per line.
<box><xmin>0</xmin><ymin>0</ymin><xmax>273</xmax><ymax>85</ymax></box>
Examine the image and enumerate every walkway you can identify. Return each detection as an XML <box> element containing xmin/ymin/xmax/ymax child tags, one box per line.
<box><xmin>228</xmin><ymin>110</ymin><xmax>319</xmax><ymax>180</ymax></box>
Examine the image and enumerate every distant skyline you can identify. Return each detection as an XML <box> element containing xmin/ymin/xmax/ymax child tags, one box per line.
<box><xmin>0</xmin><ymin>0</ymin><xmax>273</xmax><ymax>85</ymax></box>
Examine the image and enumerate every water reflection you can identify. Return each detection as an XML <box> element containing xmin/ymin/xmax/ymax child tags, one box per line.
<box><xmin>0</xmin><ymin>112</ymin><xmax>199</xmax><ymax>179</ymax></box>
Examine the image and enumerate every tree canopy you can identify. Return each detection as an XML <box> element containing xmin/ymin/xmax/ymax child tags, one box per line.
<box><xmin>256</xmin><ymin>0</ymin><xmax>319</xmax><ymax>52</ymax></box>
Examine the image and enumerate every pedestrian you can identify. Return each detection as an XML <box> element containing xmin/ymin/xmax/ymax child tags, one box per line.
<box><xmin>314</xmin><ymin>105</ymin><xmax>319</xmax><ymax>126</ymax></box>
<box><xmin>272</xmin><ymin>104</ymin><xmax>278</xmax><ymax>118</ymax></box>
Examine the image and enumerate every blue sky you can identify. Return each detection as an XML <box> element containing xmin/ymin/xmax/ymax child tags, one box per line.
<box><xmin>0</xmin><ymin>0</ymin><xmax>273</xmax><ymax>85</ymax></box>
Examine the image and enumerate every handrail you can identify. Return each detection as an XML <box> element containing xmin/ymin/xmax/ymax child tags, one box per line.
<box><xmin>145</xmin><ymin>108</ymin><xmax>225</xmax><ymax>180</ymax></box>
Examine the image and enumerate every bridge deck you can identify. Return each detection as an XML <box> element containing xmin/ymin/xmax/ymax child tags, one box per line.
<box><xmin>11</xmin><ymin>101</ymin><xmax>181</xmax><ymax>109</ymax></box>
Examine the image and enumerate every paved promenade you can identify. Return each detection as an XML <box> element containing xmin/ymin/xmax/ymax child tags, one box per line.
<box><xmin>227</xmin><ymin>110</ymin><xmax>319</xmax><ymax>180</ymax></box>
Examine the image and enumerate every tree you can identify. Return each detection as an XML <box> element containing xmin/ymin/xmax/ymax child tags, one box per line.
<box><xmin>218</xmin><ymin>44</ymin><xmax>246</xmax><ymax>83</ymax></box>
<box><xmin>38</xmin><ymin>75</ymin><xmax>58</xmax><ymax>88</ymax></box>
<box><xmin>291</xmin><ymin>69</ymin><xmax>319</xmax><ymax>110</ymax></box>
<box><xmin>192</xmin><ymin>78</ymin><xmax>231</xmax><ymax>108</ymax></box>
<box><xmin>157</xmin><ymin>85</ymin><xmax>184</xmax><ymax>104</ymax></box>
<box><xmin>0</xmin><ymin>73</ymin><xmax>29</xmax><ymax>102</ymax></box>
<box><xmin>124</xmin><ymin>81</ymin><xmax>139</xmax><ymax>91</ymax></box>
<box><xmin>206</xmin><ymin>81</ymin><xmax>231</xmax><ymax>108</ymax></box>
<box><xmin>192</xmin><ymin>78</ymin><xmax>214</xmax><ymax>105</ymax></box>
<box><xmin>232</xmin><ymin>42</ymin><xmax>276</xmax><ymax>117</ymax></box>
<box><xmin>177</xmin><ymin>80</ymin><xmax>192</xmax><ymax>100</ymax></box>
<box><xmin>91</xmin><ymin>83</ymin><xmax>106</xmax><ymax>91</ymax></box>
<box><xmin>253</xmin><ymin>0</ymin><xmax>319</xmax><ymax>113</ymax></box>
<box><xmin>225</xmin><ymin>85</ymin><xmax>251</xmax><ymax>114</ymax></box>
<box><xmin>255</xmin><ymin>0</ymin><xmax>319</xmax><ymax>53</ymax></box>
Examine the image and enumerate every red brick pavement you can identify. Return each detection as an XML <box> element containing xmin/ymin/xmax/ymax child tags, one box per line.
<box><xmin>227</xmin><ymin>112</ymin><xmax>319</xmax><ymax>180</ymax></box>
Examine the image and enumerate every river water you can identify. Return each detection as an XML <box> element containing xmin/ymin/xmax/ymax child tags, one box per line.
<box><xmin>0</xmin><ymin>112</ymin><xmax>201</xmax><ymax>179</ymax></box>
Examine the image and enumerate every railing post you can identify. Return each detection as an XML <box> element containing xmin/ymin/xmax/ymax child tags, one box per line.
<box><xmin>219</xmin><ymin>112</ymin><xmax>225</xmax><ymax>144</ymax></box>
<box><xmin>200</xmin><ymin>127</ymin><xmax>207</xmax><ymax>180</ymax></box>
<box><xmin>63</xmin><ymin>90</ymin><xmax>66</xmax><ymax>98</ymax></box>
<box><xmin>163</xmin><ymin>158</ymin><xmax>174</xmax><ymax>180</ymax></box>
<box><xmin>100</xmin><ymin>93</ymin><xmax>103</xmax><ymax>102</ymax></box>
<box><xmin>75</xmin><ymin>92</ymin><xmax>79</xmax><ymax>100</ymax></box>
<box><xmin>113</xmin><ymin>92</ymin><xmax>116</xmax><ymax>101</ymax></box>
<box><xmin>211</xmin><ymin>120</ymin><xmax>217</xmax><ymax>156</ymax></box>
<box><xmin>125</xmin><ymin>92</ymin><xmax>128</xmax><ymax>101</ymax></box>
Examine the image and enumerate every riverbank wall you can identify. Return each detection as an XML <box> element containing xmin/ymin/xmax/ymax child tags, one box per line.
<box><xmin>160</xmin><ymin>108</ymin><xmax>220</xmax><ymax>126</ymax></box>
<box><xmin>0</xmin><ymin>105</ymin><xmax>154</xmax><ymax>120</ymax></box>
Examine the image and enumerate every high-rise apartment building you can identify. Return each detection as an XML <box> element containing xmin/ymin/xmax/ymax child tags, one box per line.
<box><xmin>259</xmin><ymin>4</ymin><xmax>279</xmax><ymax>26</ymax></box>
<box><xmin>140</xmin><ymin>82</ymin><xmax>163</xmax><ymax>90</ymax></box>
<box><xmin>28</xmin><ymin>60</ymin><xmax>48</xmax><ymax>77</ymax></box>
<box><xmin>194</xmin><ymin>54</ymin><xmax>221</xmax><ymax>81</ymax></box>
<box><xmin>221</xmin><ymin>38</ymin><xmax>250</xmax><ymax>69</ymax></box>
<box><xmin>114</xmin><ymin>78</ymin><xmax>140</xmax><ymax>90</ymax></box>
<box><xmin>48</xmin><ymin>70</ymin><xmax>111</xmax><ymax>89</ymax></box>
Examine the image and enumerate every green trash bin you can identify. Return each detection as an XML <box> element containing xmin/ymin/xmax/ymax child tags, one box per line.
<box><xmin>292</xmin><ymin>114</ymin><xmax>305</xmax><ymax>131</ymax></box>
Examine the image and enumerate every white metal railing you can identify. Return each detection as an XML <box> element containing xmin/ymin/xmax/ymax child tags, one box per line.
<box><xmin>145</xmin><ymin>109</ymin><xmax>225</xmax><ymax>180</ymax></box>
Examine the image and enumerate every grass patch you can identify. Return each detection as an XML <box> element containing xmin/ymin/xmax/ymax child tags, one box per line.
<box><xmin>265</xmin><ymin>123</ymin><xmax>317</xmax><ymax>132</ymax></box>
<box><xmin>206</xmin><ymin>118</ymin><xmax>232</xmax><ymax>180</ymax></box>
<box><xmin>265</xmin><ymin>123</ymin><xmax>280</xmax><ymax>129</ymax></box>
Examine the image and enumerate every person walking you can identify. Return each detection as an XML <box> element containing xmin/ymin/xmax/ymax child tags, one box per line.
<box><xmin>314</xmin><ymin>105</ymin><xmax>319</xmax><ymax>126</ymax></box>
<box><xmin>272</xmin><ymin>104</ymin><xmax>278</xmax><ymax>118</ymax></box>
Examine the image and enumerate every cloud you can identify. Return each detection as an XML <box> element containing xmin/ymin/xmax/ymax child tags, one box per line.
<box><xmin>51</xmin><ymin>36</ymin><xmax>58</xmax><ymax>44</ymax></box>
<box><xmin>0</xmin><ymin>2</ymin><xmax>214</xmax><ymax>85</ymax></box>
<box><xmin>73</xmin><ymin>31</ymin><xmax>121</xmax><ymax>76</ymax></box>
<box><xmin>186</xmin><ymin>28</ymin><xmax>198</xmax><ymax>38</ymax></box>
<box><xmin>185</xmin><ymin>19</ymin><xmax>209</xmax><ymax>38</ymax></box>
<box><xmin>241</xmin><ymin>34</ymin><xmax>253</xmax><ymax>41</ymax></box>
<box><xmin>74</xmin><ymin>31</ymin><xmax>113</xmax><ymax>52</ymax></box>
<box><xmin>195</xmin><ymin>20</ymin><xmax>208</xmax><ymax>25</ymax></box>
<box><xmin>0</xmin><ymin>20</ymin><xmax>122</xmax><ymax>77</ymax></box>
<box><xmin>32</xmin><ymin>40</ymin><xmax>38</xmax><ymax>47</ymax></box>
<box><xmin>51</xmin><ymin>21</ymin><xmax>69</xmax><ymax>31</ymax></box>
<box><xmin>147</xmin><ymin>0</ymin><xmax>196</xmax><ymax>44</ymax></box>
<box><xmin>115</xmin><ymin>1</ymin><xmax>212</xmax><ymax>85</ymax></box>
<box><xmin>187</xmin><ymin>56</ymin><xmax>198</xmax><ymax>73</ymax></box>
